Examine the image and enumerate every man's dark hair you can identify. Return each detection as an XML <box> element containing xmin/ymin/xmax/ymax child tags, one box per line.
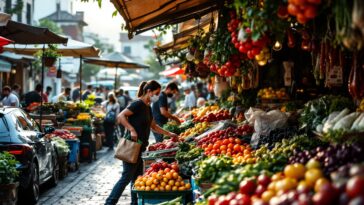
<box><xmin>35</xmin><ymin>84</ymin><xmax>42</xmax><ymax>92</ymax></box>
<box><xmin>119</xmin><ymin>89</ymin><xmax>124</xmax><ymax>95</ymax></box>
<box><xmin>87</xmin><ymin>85</ymin><xmax>93</xmax><ymax>90</ymax></box>
<box><xmin>65</xmin><ymin>88</ymin><xmax>71</xmax><ymax>95</ymax></box>
<box><xmin>46</xmin><ymin>86</ymin><xmax>52</xmax><ymax>92</ymax></box>
<box><xmin>166</xmin><ymin>82</ymin><xmax>179</xmax><ymax>92</ymax></box>
<box><xmin>2</xmin><ymin>86</ymin><xmax>11</xmax><ymax>92</ymax></box>
<box><xmin>12</xmin><ymin>84</ymin><xmax>20</xmax><ymax>90</ymax></box>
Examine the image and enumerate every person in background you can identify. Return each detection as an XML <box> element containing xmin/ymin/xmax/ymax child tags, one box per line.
<box><xmin>45</xmin><ymin>86</ymin><xmax>52</xmax><ymax>101</ymax></box>
<box><xmin>72</xmin><ymin>86</ymin><xmax>81</xmax><ymax>102</ymax></box>
<box><xmin>1</xmin><ymin>86</ymin><xmax>19</xmax><ymax>107</ymax></box>
<box><xmin>197</xmin><ymin>82</ymin><xmax>208</xmax><ymax>99</ymax></box>
<box><xmin>11</xmin><ymin>84</ymin><xmax>21</xmax><ymax>99</ymax></box>
<box><xmin>24</xmin><ymin>84</ymin><xmax>42</xmax><ymax>106</ymax></box>
<box><xmin>102</xmin><ymin>93</ymin><xmax>120</xmax><ymax>151</ymax></box>
<box><xmin>105</xmin><ymin>80</ymin><xmax>178</xmax><ymax>205</ymax></box>
<box><xmin>117</xmin><ymin>89</ymin><xmax>128</xmax><ymax>137</ymax></box>
<box><xmin>57</xmin><ymin>88</ymin><xmax>71</xmax><ymax>102</ymax></box>
<box><xmin>124</xmin><ymin>91</ymin><xmax>132</xmax><ymax>104</ymax></box>
<box><xmin>82</xmin><ymin>85</ymin><xmax>93</xmax><ymax>100</ymax></box>
<box><xmin>197</xmin><ymin>97</ymin><xmax>206</xmax><ymax>107</ymax></box>
<box><xmin>151</xmin><ymin>82</ymin><xmax>180</xmax><ymax>142</ymax></box>
<box><xmin>183</xmin><ymin>85</ymin><xmax>196</xmax><ymax>109</ymax></box>
<box><xmin>94</xmin><ymin>87</ymin><xmax>104</xmax><ymax>105</ymax></box>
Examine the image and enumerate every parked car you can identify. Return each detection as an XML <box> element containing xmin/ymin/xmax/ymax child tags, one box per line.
<box><xmin>0</xmin><ymin>107</ymin><xmax>59</xmax><ymax>204</ymax></box>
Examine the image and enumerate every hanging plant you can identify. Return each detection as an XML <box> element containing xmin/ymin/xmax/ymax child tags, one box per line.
<box><xmin>35</xmin><ymin>44</ymin><xmax>61</xmax><ymax>67</ymax></box>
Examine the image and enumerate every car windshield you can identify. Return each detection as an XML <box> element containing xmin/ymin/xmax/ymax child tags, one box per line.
<box><xmin>0</xmin><ymin>115</ymin><xmax>9</xmax><ymax>133</ymax></box>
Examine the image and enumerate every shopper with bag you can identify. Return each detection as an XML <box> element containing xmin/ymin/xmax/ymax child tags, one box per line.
<box><xmin>105</xmin><ymin>80</ymin><xmax>178</xmax><ymax>205</ymax></box>
<box><xmin>102</xmin><ymin>93</ymin><xmax>120</xmax><ymax>151</ymax></box>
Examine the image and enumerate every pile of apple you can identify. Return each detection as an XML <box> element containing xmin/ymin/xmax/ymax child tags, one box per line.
<box><xmin>195</xmin><ymin>109</ymin><xmax>231</xmax><ymax>123</ymax></box>
<box><xmin>287</xmin><ymin>0</ymin><xmax>321</xmax><ymax>24</ymax></box>
<box><xmin>147</xmin><ymin>137</ymin><xmax>179</xmax><ymax>152</ymax></box>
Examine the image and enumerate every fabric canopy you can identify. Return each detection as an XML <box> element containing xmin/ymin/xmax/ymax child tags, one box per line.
<box><xmin>110</xmin><ymin>0</ymin><xmax>220</xmax><ymax>37</ymax></box>
<box><xmin>159</xmin><ymin>65</ymin><xmax>184</xmax><ymax>76</ymax></box>
<box><xmin>0</xmin><ymin>17</ymin><xmax>68</xmax><ymax>44</ymax></box>
<box><xmin>156</xmin><ymin>12</ymin><xmax>216</xmax><ymax>54</ymax></box>
<box><xmin>4</xmin><ymin>39</ymin><xmax>99</xmax><ymax>57</ymax></box>
<box><xmin>0</xmin><ymin>36</ymin><xmax>12</xmax><ymax>46</ymax></box>
<box><xmin>84</xmin><ymin>52</ymin><xmax>149</xmax><ymax>69</ymax></box>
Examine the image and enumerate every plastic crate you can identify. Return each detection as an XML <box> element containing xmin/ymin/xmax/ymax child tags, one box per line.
<box><xmin>65</xmin><ymin>139</ymin><xmax>80</xmax><ymax>167</ymax></box>
<box><xmin>132</xmin><ymin>189</ymin><xmax>191</xmax><ymax>205</ymax></box>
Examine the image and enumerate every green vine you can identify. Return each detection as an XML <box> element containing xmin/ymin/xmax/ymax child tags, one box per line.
<box><xmin>5</xmin><ymin>0</ymin><xmax>23</xmax><ymax>16</ymax></box>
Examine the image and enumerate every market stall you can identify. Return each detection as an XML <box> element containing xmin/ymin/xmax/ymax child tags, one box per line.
<box><xmin>106</xmin><ymin>0</ymin><xmax>364</xmax><ymax>204</ymax></box>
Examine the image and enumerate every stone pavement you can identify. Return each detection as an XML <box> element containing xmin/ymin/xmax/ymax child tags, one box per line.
<box><xmin>37</xmin><ymin>148</ymin><xmax>130</xmax><ymax>205</ymax></box>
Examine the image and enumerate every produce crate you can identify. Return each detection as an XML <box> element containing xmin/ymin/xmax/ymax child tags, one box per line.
<box><xmin>65</xmin><ymin>139</ymin><xmax>80</xmax><ymax>171</ymax></box>
<box><xmin>58</xmin><ymin>155</ymin><xmax>68</xmax><ymax>179</ymax></box>
<box><xmin>132</xmin><ymin>188</ymin><xmax>191</xmax><ymax>205</ymax></box>
<box><xmin>190</xmin><ymin>176</ymin><xmax>212</xmax><ymax>193</ymax></box>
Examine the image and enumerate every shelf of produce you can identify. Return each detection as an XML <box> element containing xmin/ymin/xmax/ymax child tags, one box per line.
<box><xmin>62</xmin><ymin>126</ymin><xmax>83</xmax><ymax>137</ymax></box>
<box><xmin>132</xmin><ymin>185</ymin><xmax>191</xmax><ymax>205</ymax></box>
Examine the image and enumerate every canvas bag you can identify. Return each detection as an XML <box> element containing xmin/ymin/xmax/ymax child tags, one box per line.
<box><xmin>114</xmin><ymin>131</ymin><xmax>141</xmax><ymax>163</ymax></box>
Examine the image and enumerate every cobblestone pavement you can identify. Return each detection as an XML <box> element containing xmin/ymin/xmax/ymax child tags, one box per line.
<box><xmin>37</xmin><ymin>148</ymin><xmax>130</xmax><ymax>205</ymax></box>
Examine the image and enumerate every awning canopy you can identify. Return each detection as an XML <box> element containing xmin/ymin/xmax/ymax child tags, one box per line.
<box><xmin>84</xmin><ymin>52</ymin><xmax>149</xmax><ymax>69</ymax></box>
<box><xmin>110</xmin><ymin>0</ymin><xmax>220</xmax><ymax>37</ymax></box>
<box><xmin>0</xmin><ymin>36</ymin><xmax>12</xmax><ymax>46</ymax></box>
<box><xmin>155</xmin><ymin>12</ymin><xmax>216</xmax><ymax>54</ymax></box>
<box><xmin>0</xmin><ymin>51</ymin><xmax>35</xmax><ymax>64</ymax></box>
<box><xmin>0</xmin><ymin>59</ymin><xmax>11</xmax><ymax>72</ymax></box>
<box><xmin>159</xmin><ymin>65</ymin><xmax>184</xmax><ymax>76</ymax></box>
<box><xmin>4</xmin><ymin>39</ymin><xmax>99</xmax><ymax>57</ymax></box>
<box><xmin>0</xmin><ymin>13</ymin><xmax>68</xmax><ymax>44</ymax></box>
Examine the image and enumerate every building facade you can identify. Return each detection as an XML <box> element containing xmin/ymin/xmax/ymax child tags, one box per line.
<box><xmin>119</xmin><ymin>33</ymin><xmax>153</xmax><ymax>63</ymax></box>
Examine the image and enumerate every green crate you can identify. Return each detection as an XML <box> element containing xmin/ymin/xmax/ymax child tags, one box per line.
<box><xmin>132</xmin><ymin>188</ymin><xmax>191</xmax><ymax>205</ymax></box>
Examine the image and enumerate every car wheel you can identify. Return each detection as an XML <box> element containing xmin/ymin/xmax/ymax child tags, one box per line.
<box><xmin>49</xmin><ymin>155</ymin><xmax>59</xmax><ymax>187</ymax></box>
<box><xmin>27</xmin><ymin>163</ymin><xmax>40</xmax><ymax>204</ymax></box>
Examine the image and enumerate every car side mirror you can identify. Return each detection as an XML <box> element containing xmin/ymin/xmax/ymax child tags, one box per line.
<box><xmin>44</xmin><ymin>126</ymin><xmax>55</xmax><ymax>134</ymax></box>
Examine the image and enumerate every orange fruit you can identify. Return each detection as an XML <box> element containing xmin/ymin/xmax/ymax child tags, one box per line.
<box><xmin>139</xmin><ymin>186</ymin><xmax>145</xmax><ymax>191</ymax></box>
<box><xmin>180</xmin><ymin>181</ymin><xmax>185</xmax><ymax>186</ymax></box>
<box><xmin>172</xmin><ymin>186</ymin><xmax>178</xmax><ymax>191</ymax></box>
<box><xmin>151</xmin><ymin>184</ymin><xmax>156</xmax><ymax>189</ymax></box>
<box><xmin>160</xmin><ymin>182</ymin><xmax>166</xmax><ymax>187</ymax></box>
<box><xmin>153</xmin><ymin>179</ymin><xmax>159</xmax><ymax>185</ymax></box>
<box><xmin>165</xmin><ymin>185</ymin><xmax>172</xmax><ymax>191</ymax></box>
<box><xmin>145</xmin><ymin>186</ymin><xmax>151</xmax><ymax>191</ymax></box>
<box><xmin>151</xmin><ymin>172</ymin><xmax>158</xmax><ymax>178</ymax></box>
<box><xmin>146</xmin><ymin>180</ymin><xmax>153</xmax><ymax>186</ymax></box>
<box><xmin>163</xmin><ymin>177</ymin><xmax>169</xmax><ymax>183</ymax></box>
<box><xmin>154</xmin><ymin>187</ymin><xmax>159</xmax><ymax>191</ymax></box>
<box><xmin>185</xmin><ymin>183</ymin><xmax>191</xmax><ymax>189</ymax></box>
<box><xmin>172</xmin><ymin>172</ymin><xmax>179</xmax><ymax>179</ymax></box>
<box><xmin>168</xmin><ymin>180</ymin><xmax>175</xmax><ymax>186</ymax></box>
<box><xmin>165</xmin><ymin>173</ymin><xmax>172</xmax><ymax>180</ymax></box>
<box><xmin>158</xmin><ymin>170</ymin><xmax>164</xmax><ymax>175</ymax></box>
<box><xmin>157</xmin><ymin>174</ymin><xmax>163</xmax><ymax>180</ymax></box>
<box><xmin>178</xmin><ymin>187</ymin><xmax>185</xmax><ymax>191</ymax></box>
<box><xmin>175</xmin><ymin>181</ymin><xmax>180</xmax><ymax>187</ymax></box>
<box><xmin>164</xmin><ymin>168</ymin><xmax>171</xmax><ymax>173</ymax></box>
<box><xmin>177</xmin><ymin>176</ymin><xmax>183</xmax><ymax>182</ymax></box>
<box><xmin>159</xmin><ymin>186</ymin><xmax>165</xmax><ymax>191</ymax></box>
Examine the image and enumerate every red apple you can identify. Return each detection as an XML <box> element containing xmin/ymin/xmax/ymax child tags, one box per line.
<box><xmin>239</xmin><ymin>179</ymin><xmax>257</xmax><ymax>195</ymax></box>
<box><xmin>346</xmin><ymin>176</ymin><xmax>364</xmax><ymax>198</ymax></box>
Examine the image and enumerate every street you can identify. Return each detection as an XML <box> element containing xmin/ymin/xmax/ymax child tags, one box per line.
<box><xmin>36</xmin><ymin>149</ymin><xmax>130</xmax><ymax>205</ymax></box>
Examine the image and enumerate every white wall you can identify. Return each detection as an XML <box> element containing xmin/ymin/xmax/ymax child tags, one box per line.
<box><xmin>121</xmin><ymin>41</ymin><xmax>151</xmax><ymax>62</ymax></box>
<box><xmin>33</xmin><ymin>0</ymin><xmax>74</xmax><ymax>22</ymax></box>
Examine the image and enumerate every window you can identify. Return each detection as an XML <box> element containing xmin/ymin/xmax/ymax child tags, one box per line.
<box><xmin>0</xmin><ymin>116</ymin><xmax>9</xmax><ymax>133</ymax></box>
<box><xmin>123</xmin><ymin>46</ymin><xmax>131</xmax><ymax>55</ymax></box>
<box><xmin>5</xmin><ymin>0</ymin><xmax>11</xmax><ymax>13</ymax></box>
<box><xmin>26</xmin><ymin>3</ymin><xmax>31</xmax><ymax>24</ymax></box>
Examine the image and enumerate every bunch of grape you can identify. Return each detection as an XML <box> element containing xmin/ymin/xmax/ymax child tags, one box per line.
<box><xmin>289</xmin><ymin>143</ymin><xmax>364</xmax><ymax>175</ymax></box>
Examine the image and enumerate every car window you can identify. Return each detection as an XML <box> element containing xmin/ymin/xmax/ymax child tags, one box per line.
<box><xmin>19</xmin><ymin>110</ymin><xmax>39</xmax><ymax>131</ymax></box>
<box><xmin>13</xmin><ymin>111</ymin><xmax>31</xmax><ymax>131</ymax></box>
<box><xmin>8</xmin><ymin>112</ymin><xmax>22</xmax><ymax>131</ymax></box>
<box><xmin>0</xmin><ymin>116</ymin><xmax>9</xmax><ymax>133</ymax></box>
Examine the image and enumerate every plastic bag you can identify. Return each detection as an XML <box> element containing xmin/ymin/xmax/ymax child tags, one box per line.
<box><xmin>244</xmin><ymin>107</ymin><xmax>265</xmax><ymax>125</ymax></box>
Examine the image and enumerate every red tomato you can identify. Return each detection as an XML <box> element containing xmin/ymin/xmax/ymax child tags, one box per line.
<box><xmin>222</xmin><ymin>139</ymin><xmax>230</xmax><ymax>145</ymax></box>
<box><xmin>213</xmin><ymin>143</ymin><xmax>220</xmax><ymax>150</ymax></box>
<box><xmin>247</xmin><ymin>51</ymin><xmax>255</xmax><ymax>59</ymax></box>
<box><xmin>307</xmin><ymin>0</ymin><xmax>321</xmax><ymax>4</ymax></box>
<box><xmin>304</xmin><ymin>5</ymin><xmax>317</xmax><ymax>19</ymax></box>
<box><xmin>296</xmin><ymin>13</ymin><xmax>308</xmax><ymax>24</ymax></box>
<box><xmin>233</xmin><ymin>144</ymin><xmax>241</xmax><ymax>153</ymax></box>
<box><xmin>235</xmin><ymin>138</ymin><xmax>242</xmax><ymax>145</ymax></box>
<box><xmin>220</xmin><ymin>145</ymin><xmax>227</xmax><ymax>151</ymax></box>
<box><xmin>239</xmin><ymin>45</ymin><xmax>247</xmax><ymax>53</ymax></box>
<box><xmin>251</xmin><ymin>47</ymin><xmax>261</xmax><ymax>56</ymax></box>
<box><xmin>229</xmin><ymin>137</ymin><xmax>235</xmax><ymax>143</ymax></box>
<box><xmin>287</xmin><ymin>4</ymin><xmax>299</xmax><ymax>16</ymax></box>
<box><xmin>293</xmin><ymin>0</ymin><xmax>306</xmax><ymax>5</ymax></box>
<box><xmin>228</xmin><ymin>143</ymin><xmax>234</xmax><ymax>149</ymax></box>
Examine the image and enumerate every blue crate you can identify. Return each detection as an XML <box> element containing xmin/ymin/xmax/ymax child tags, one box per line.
<box><xmin>133</xmin><ymin>190</ymin><xmax>190</xmax><ymax>205</ymax></box>
<box><xmin>65</xmin><ymin>139</ymin><xmax>80</xmax><ymax>164</ymax></box>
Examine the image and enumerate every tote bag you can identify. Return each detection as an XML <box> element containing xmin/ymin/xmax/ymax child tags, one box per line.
<box><xmin>114</xmin><ymin>131</ymin><xmax>141</xmax><ymax>163</ymax></box>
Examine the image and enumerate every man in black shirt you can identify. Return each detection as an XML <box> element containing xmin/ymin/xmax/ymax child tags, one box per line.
<box><xmin>151</xmin><ymin>82</ymin><xmax>180</xmax><ymax>142</ymax></box>
<box><xmin>24</xmin><ymin>84</ymin><xmax>42</xmax><ymax>106</ymax></box>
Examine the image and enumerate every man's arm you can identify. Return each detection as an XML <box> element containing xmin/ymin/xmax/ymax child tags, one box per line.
<box><xmin>160</xmin><ymin>107</ymin><xmax>180</xmax><ymax>124</ymax></box>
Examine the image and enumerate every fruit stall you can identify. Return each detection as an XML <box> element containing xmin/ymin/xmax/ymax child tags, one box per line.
<box><xmin>107</xmin><ymin>0</ymin><xmax>364</xmax><ymax>204</ymax></box>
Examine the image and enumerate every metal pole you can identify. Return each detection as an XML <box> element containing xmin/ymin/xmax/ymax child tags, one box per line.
<box><xmin>40</xmin><ymin>45</ymin><xmax>45</xmax><ymax>129</ymax></box>
<box><xmin>114</xmin><ymin>66</ymin><xmax>118</xmax><ymax>93</ymax></box>
<box><xmin>79</xmin><ymin>55</ymin><xmax>83</xmax><ymax>102</ymax></box>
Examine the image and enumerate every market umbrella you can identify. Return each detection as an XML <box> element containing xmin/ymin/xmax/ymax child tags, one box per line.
<box><xmin>0</xmin><ymin>12</ymin><xmax>68</xmax><ymax>44</ymax></box>
<box><xmin>4</xmin><ymin>39</ymin><xmax>100</xmax><ymax>99</ymax></box>
<box><xmin>110</xmin><ymin>0</ymin><xmax>220</xmax><ymax>37</ymax></box>
<box><xmin>5</xmin><ymin>39</ymin><xmax>99</xmax><ymax>125</ymax></box>
<box><xmin>84</xmin><ymin>52</ymin><xmax>149</xmax><ymax>92</ymax></box>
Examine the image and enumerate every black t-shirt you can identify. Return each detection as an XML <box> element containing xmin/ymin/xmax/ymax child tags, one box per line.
<box><xmin>24</xmin><ymin>91</ymin><xmax>41</xmax><ymax>106</ymax></box>
<box><xmin>152</xmin><ymin>92</ymin><xmax>168</xmax><ymax>125</ymax></box>
<box><xmin>127</xmin><ymin>99</ymin><xmax>153</xmax><ymax>151</ymax></box>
